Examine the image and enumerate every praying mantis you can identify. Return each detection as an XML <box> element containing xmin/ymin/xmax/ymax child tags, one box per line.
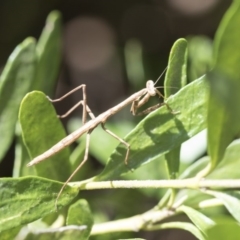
<box><xmin>27</xmin><ymin>68</ymin><xmax>174</xmax><ymax>208</ymax></box>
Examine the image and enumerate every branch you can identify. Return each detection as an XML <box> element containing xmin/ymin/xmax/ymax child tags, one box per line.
<box><xmin>91</xmin><ymin>208</ymin><xmax>175</xmax><ymax>235</ymax></box>
<box><xmin>70</xmin><ymin>179</ymin><xmax>240</xmax><ymax>190</ymax></box>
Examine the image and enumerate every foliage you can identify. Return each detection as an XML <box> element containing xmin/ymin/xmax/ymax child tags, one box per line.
<box><xmin>1</xmin><ymin>2</ymin><xmax>240</xmax><ymax>239</ymax></box>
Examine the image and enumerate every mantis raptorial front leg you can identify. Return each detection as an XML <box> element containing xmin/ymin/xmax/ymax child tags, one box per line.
<box><xmin>131</xmin><ymin>80</ymin><xmax>165</xmax><ymax>116</ymax></box>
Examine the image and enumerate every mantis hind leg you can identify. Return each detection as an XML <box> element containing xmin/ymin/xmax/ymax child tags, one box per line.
<box><xmin>101</xmin><ymin>123</ymin><xmax>130</xmax><ymax>165</ymax></box>
<box><xmin>55</xmin><ymin>130</ymin><xmax>92</xmax><ymax>211</ymax></box>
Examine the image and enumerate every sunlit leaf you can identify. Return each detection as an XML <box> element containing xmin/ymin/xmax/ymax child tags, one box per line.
<box><xmin>67</xmin><ymin>199</ymin><xmax>93</xmax><ymax>240</ymax></box>
<box><xmin>0</xmin><ymin>177</ymin><xmax>78</xmax><ymax>232</ymax></box>
<box><xmin>19</xmin><ymin>91</ymin><xmax>71</xmax><ymax>181</ymax></box>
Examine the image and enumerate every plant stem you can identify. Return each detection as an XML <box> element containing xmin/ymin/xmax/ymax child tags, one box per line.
<box><xmin>70</xmin><ymin>179</ymin><xmax>240</xmax><ymax>190</ymax></box>
<box><xmin>91</xmin><ymin>208</ymin><xmax>174</xmax><ymax>235</ymax></box>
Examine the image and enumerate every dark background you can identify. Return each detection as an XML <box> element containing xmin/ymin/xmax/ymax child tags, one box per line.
<box><xmin>0</xmin><ymin>1</ymin><xmax>232</xmax><ymax>239</ymax></box>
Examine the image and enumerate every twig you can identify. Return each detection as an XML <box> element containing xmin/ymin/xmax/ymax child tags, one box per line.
<box><xmin>70</xmin><ymin>179</ymin><xmax>240</xmax><ymax>190</ymax></box>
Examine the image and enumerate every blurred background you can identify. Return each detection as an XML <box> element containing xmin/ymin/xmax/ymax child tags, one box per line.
<box><xmin>0</xmin><ymin>0</ymin><xmax>232</xmax><ymax>239</ymax></box>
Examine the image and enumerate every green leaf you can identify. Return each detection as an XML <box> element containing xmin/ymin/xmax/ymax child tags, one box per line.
<box><xmin>204</xmin><ymin>190</ymin><xmax>240</xmax><ymax>223</ymax></box>
<box><xmin>164</xmin><ymin>145</ymin><xmax>180</xmax><ymax>180</ymax></box>
<box><xmin>0</xmin><ymin>38</ymin><xmax>36</xmax><ymax>161</ymax></box>
<box><xmin>22</xmin><ymin>226</ymin><xmax>88</xmax><ymax>240</ymax></box>
<box><xmin>12</xmin><ymin>123</ymin><xmax>35</xmax><ymax>177</ymax></box>
<box><xmin>163</xmin><ymin>39</ymin><xmax>188</xmax><ymax>180</ymax></box>
<box><xmin>0</xmin><ymin>176</ymin><xmax>78</xmax><ymax>233</ymax></box>
<box><xmin>0</xmin><ymin>226</ymin><xmax>21</xmax><ymax>240</ymax></box>
<box><xmin>67</xmin><ymin>199</ymin><xmax>93</xmax><ymax>240</ymax></box>
<box><xmin>180</xmin><ymin>138</ymin><xmax>240</xmax><ymax>180</ymax></box>
<box><xmin>154</xmin><ymin>222</ymin><xmax>205</xmax><ymax>240</ymax></box>
<box><xmin>206</xmin><ymin>216</ymin><xmax>240</xmax><ymax>240</ymax></box>
<box><xmin>164</xmin><ymin>38</ymin><xmax>188</xmax><ymax>97</ymax></box>
<box><xmin>207</xmin><ymin>70</ymin><xmax>240</xmax><ymax>171</ymax></box>
<box><xmin>208</xmin><ymin>139</ymin><xmax>240</xmax><ymax>180</ymax></box>
<box><xmin>96</xmin><ymin>75</ymin><xmax>208</xmax><ymax>181</ymax></box>
<box><xmin>175</xmin><ymin>139</ymin><xmax>240</xmax><ymax>207</ymax></box>
<box><xmin>207</xmin><ymin>0</ymin><xmax>240</xmax><ymax>170</ymax></box>
<box><xmin>213</xmin><ymin>0</ymin><xmax>240</xmax><ymax>78</ymax></box>
<box><xmin>177</xmin><ymin>205</ymin><xmax>215</xmax><ymax>234</ymax></box>
<box><xmin>175</xmin><ymin>188</ymin><xmax>212</xmax><ymax>210</ymax></box>
<box><xmin>19</xmin><ymin>91</ymin><xmax>71</xmax><ymax>181</ymax></box>
<box><xmin>34</xmin><ymin>11</ymin><xmax>62</xmax><ymax>94</ymax></box>
<box><xmin>164</xmin><ymin>147</ymin><xmax>180</xmax><ymax>207</ymax></box>
<box><xmin>180</xmin><ymin>156</ymin><xmax>209</xmax><ymax>179</ymax></box>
